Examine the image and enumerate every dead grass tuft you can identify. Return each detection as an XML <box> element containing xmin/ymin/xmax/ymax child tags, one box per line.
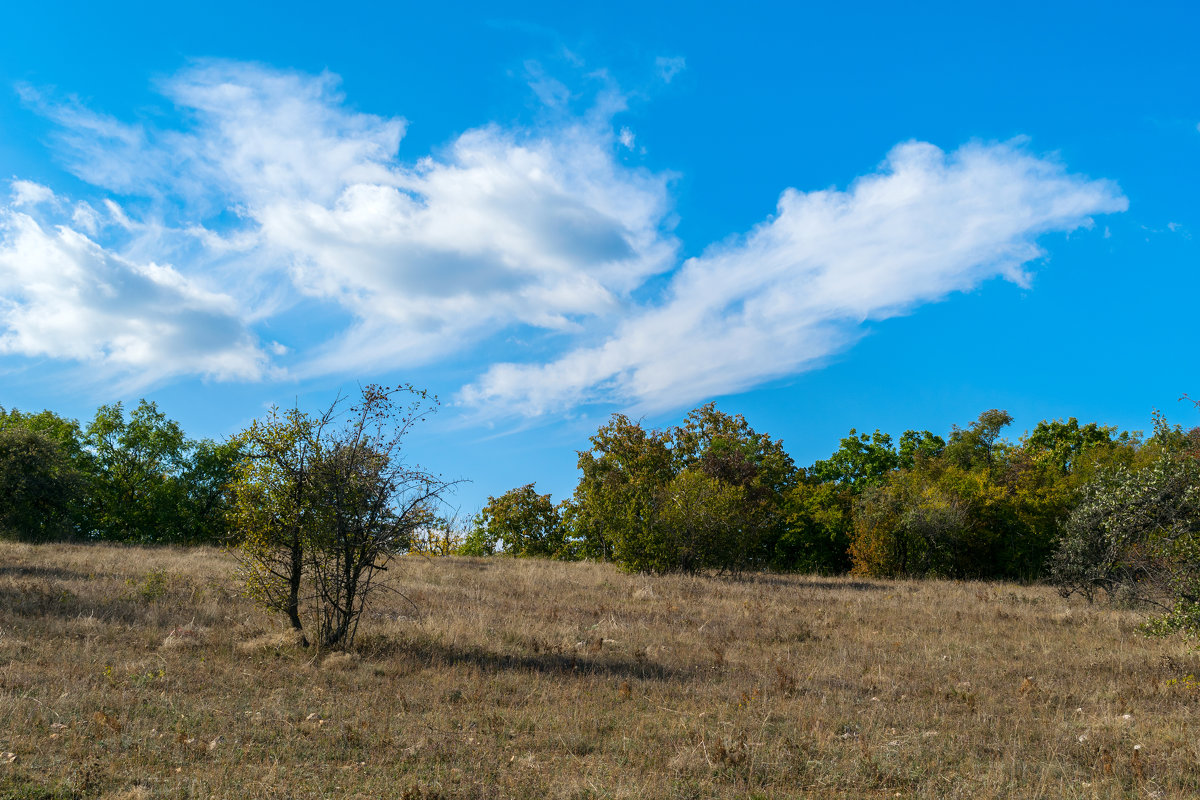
<box><xmin>102</xmin><ymin>786</ymin><xmax>150</xmax><ymax>800</ymax></box>
<box><xmin>321</xmin><ymin>651</ymin><xmax>360</xmax><ymax>671</ymax></box>
<box><xmin>160</xmin><ymin>621</ymin><xmax>207</xmax><ymax>649</ymax></box>
<box><xmin>632</xmin><ymin>584</ymin><xmax>657</xmax><ymax>600</ymax></box>
<box><xmin>236</xmin><ymin>629</ymin><xmax>306</xmax><ymax>654</ymax></box>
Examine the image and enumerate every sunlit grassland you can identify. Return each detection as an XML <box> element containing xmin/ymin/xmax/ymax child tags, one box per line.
<box><xmin>1</xmin><ymin>541</ymin><xmax>1199</xmax><ymax>799</ymax></box>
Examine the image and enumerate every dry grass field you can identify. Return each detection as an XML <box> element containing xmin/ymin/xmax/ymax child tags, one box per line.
<box><xmin>2</xmin><ymin>542</ymin><xmax>1199</xmax><ymax>799</ymax></box>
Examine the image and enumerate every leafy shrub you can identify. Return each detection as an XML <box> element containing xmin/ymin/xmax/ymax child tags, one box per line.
<box><xmin>1050</xmin><ymin>443</ymin><xmax>1200</xmax><ymax>634</ymax></box>
<box><xmin>568</xmin><ymin>404</ymin><xmax>795</xmax><ymax>574</ymax></box>
<box><xmin>467</xmin><ymin>483</ymin><xmax>567</xmax><ymax>558</ymax></box>
<box><xmin>126</xmin><ymin>568</ymin><xmax>172</xmax><ymax>603</ymax></box>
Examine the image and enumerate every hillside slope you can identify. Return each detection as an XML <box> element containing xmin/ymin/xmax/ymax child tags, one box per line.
<box><xmin>1</xmin><ymin>543</ymin><xmax>1198</xmax><ymax>798</ymax></box>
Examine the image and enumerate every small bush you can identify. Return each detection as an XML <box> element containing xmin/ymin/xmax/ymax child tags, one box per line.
<box><xmin>126</xmin><ymin>569</ymin><xmax>172</xmax><ymax>603</ymax></box>
<box><xmin>1050</xmin><ymin>441</ymin><xmax>1200</xmax><ymax>636</ymax></box>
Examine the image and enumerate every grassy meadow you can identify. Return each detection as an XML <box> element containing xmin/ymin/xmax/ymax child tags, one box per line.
<box><xmin>1</xmin><ymin>542</ymin><xmax>1199</xmax><ymax>799</ymax></box>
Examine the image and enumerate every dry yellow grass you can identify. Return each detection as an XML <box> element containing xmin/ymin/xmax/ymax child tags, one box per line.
<box><xmin>2</xmin><ymin>541</ymin><xmax>1199</xmax><ymax>798</ymax></box>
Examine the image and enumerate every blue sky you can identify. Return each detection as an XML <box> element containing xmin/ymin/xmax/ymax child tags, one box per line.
<box><xmin>1</xmin><ymin>1</ymin><xmax>1197</xmax><ymax>514</ymax></box>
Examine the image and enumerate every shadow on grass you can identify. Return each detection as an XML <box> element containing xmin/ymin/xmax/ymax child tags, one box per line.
<box><xmin>798</xmin><ymin>580</ymin><xmax>887</xmax><ymax>592</ymax></box>
<box><xmin>0</xmin><ymin>565</ymin><xmax>88</xmax><ymax>581</ymax></box>
<box><xmin>733</xmin><ymin>573</ymin><xmax>888</xmax><ymax>592</ymax></box>
<box><xmin>0</xmin><ymin>585</ymin><xmax>88</xmax><ymax>621</ymax></box>
<box><xmin>358</xmin><ymin>633</ymin><xmax>692</xmax><ymax>682</ymax></box>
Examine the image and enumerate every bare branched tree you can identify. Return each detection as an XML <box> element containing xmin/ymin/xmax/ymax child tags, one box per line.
<box><xmin>307</xmin><ymin>385</ymin><xmax>458</xmax><ymax>648</ymax></box>
<box><xmin>230</xmin><ymin>384</ymin><xmax>459</xmax><ymax>649</ymax></box>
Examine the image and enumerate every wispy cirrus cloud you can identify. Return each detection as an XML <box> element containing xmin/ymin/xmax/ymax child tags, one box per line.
<box><xmin>460</xmin><ymin>140</ymin><xmax>1128</xmax><ymax>416</ymax></box>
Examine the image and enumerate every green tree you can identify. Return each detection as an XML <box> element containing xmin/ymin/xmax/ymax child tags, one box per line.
<box><xmin>229</xmin><ymin>405</ymin><xmax>328</xmax><ymax>644</ymax></box>
<box><xmin>673</xmin><ymin>404</ymin><xmax>796</xmax><ymax>492</ymax></box>
<box><xmin>942</xmin><ymin>409</ymin><xmax>1013</xmax><ymax>471</ymax></box>
<box><xmin>850</xmin><ymin>465</ymin><xmax>977</xmax><ymax>578</ymax></box>
<box><xmin>177</xmin><ymin>438</ymin><xmax>242</xmax><ymax>544</ymax></box>
<box><xmin>847</xmin><ymin>410</ymin><xmax>1116</xmax><ymax>580</ymax></box>
<box><xmin>84</xmin><ymin>400</ymin><xmax>192</xmax><ymax>542</ymax></box>
<box><xmin>777</xmin><ymin>479</ymin><xmax>853</xmax><ymax>574</ymax></box>
<box><xmin>3</xmin><ymin>402</ymin><xmax>238</xmax><ymax>544</ymax></box>
<box><xmin>650</xmin><ymin>469</ymin><xmax>750</xmax><ymax>573</ymax></box>
<box><xmin>1023</xmin><ymin>417</ymin><xmax>1117</xmax><ymax>476</ymax></box>
<box><xmin>0</xmin><ymin>427</ymin><xmax>83</xmax><ymax>541</ymax></box>
<box><xmin>469</xmin><ymin>483</ymin><xmax>565</xmax><ymax>558</ymax></box>
<box><xmin>0</xmin><ymin>406</ymin><xmax>89</xmax><ymax>465</ymax></box>
<box><xmin>569</xmin><ymin>414</ymin><xmax>674</xmax><ymax>563</ymax></box>
<box><xmin>457</xmin><ymin>522</ymin><xmax>498</xmax><ymax>556</ymax></box>
<box><xmin>673</xmin><ymin>403</ymin><xmax>797</xmax><ymax>569</ymax></box>
<box><xmin>791</xmin><ymin>427</ymin><xmax>939</xmax><ymax>575</ymax></box>
<box><xmin>568</xmin><ymin>405</ymin><xmax>798</xmax><ymax>573</ymax></box>
<box><xmin>809</xmin><ymin>429</ymin><xmax>901</xmax><ymax>490</ymax></box>
<box><xmin>310</xmin><ymin>385</ymin><xmax>456</xmax><ymax>648</ymax></box>
<box><xmin>1</xmin><ymin>407</ymin><xmax>92</xmax><ymax>539</ymax></box>
<box><xmin>898</xmin><ymin>429</ymin><xmax>946</xmax><ymax>468</ymax></box>
<box><xmin>1050</xmin><ymin>419</ymin><xmax>1200</xmax><ymax>635</ymax></box>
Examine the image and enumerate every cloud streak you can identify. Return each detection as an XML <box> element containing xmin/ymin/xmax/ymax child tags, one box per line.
<box><xmin>460</xmin><ymin>140</ymin><xmax>1127</xmax><ymax>416</ymax></box>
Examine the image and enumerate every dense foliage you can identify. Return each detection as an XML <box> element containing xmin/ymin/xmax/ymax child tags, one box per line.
<box><xmin>847</xmin><ymin>412</ymin><xmax>1124</xmax><ymax>580</ymax></box>
<box><xmin>1050</xmin><ymin>418</ymin><xmax>1200</xmax><ymax>634</ymax></box>
<box><xmin>0</xmin><ymin>426</ymin><xmax>83</xmax><ymax>541</ymax></box>
<box><xmin>563</xmin><ymin>404</ymin><xmax>796</xmax><ymax>574</ymax></box>
<box><xmin>228</xmin><ymin>404</ymin><xmax>326</xmax><ymax>641</ymax></box>
<box><xmin>463</xmin><ymin>483</ymin><xmax>567</xmax><ymax>558</ymax></box>
<box><xmin>0</xmin><ymin>401</ymin><xmax>238</xmax><ymax>544</ymax></box>
<box><xmin>475</xmin><ymin>402</ymin><xmax>1200</xmax><ymax>627</ymax></box>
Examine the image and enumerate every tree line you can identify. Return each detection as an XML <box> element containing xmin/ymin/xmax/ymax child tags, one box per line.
<box><xmin>465</xmin><ymin>403</ymin><xmax>1129</xmax><ymax>578</ymax></box>
<box><xmin>466</xmin><ymin>402</ymin><xmax>1200</xmax><ymax>635</ymax></box>
<box><xmin>4</xmin><ymin>393</ymin><xmax>1200</xmax><ymax>641</ymax></box>
<box><xmin>0</xmin><ymin>401</ymin><xmax>238</xmax><ymax>544</ymax></box>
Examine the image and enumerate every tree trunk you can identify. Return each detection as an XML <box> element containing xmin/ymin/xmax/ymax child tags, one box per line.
<box><xmin>287</xmin><ymin>537</ymin><xmax>309</xmax><ymax>647</ymax></box>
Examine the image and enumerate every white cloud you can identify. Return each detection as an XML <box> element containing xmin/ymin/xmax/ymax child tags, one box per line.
<box><xmin>17</xmin><ymin>61</ymin><xmax>677</xmax><ymax>379</ymax></box>
<box><xmin>0</xmin><ymin>200</ymin><xmax>267</xmax><ymax>385</ymax></box>
<box><xmin>9</xmin><ymin>180</ymin><xmax>56</xmax><ymax>208</ymax></box>
<box><xmin>19</xmin><ymin>68</ymin><xmax>404</xmax><ymax>211</ymax></box>
<box><xmin>161</xmin><ymin>64</ymin><xmax>406</xmax><ymax>209</ymax></box>
<box><xmin>265</xmin><ymin>118</ymin><xmax>677</xmax><ymax>375</ymax></box>
<box><xmin>460</xmin><ymin>140</ymin><xmax>1128</xmax><ymax>416</ymax></box>
<box><xmin>655</xmin><ymin>56</ymin><xmax>687</xmax><ymax>84</ymax></box>
<box><xmin>8</xmin><ymin>63</ymin><xmax>1128</xmax><ymax>415</ymax></box>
